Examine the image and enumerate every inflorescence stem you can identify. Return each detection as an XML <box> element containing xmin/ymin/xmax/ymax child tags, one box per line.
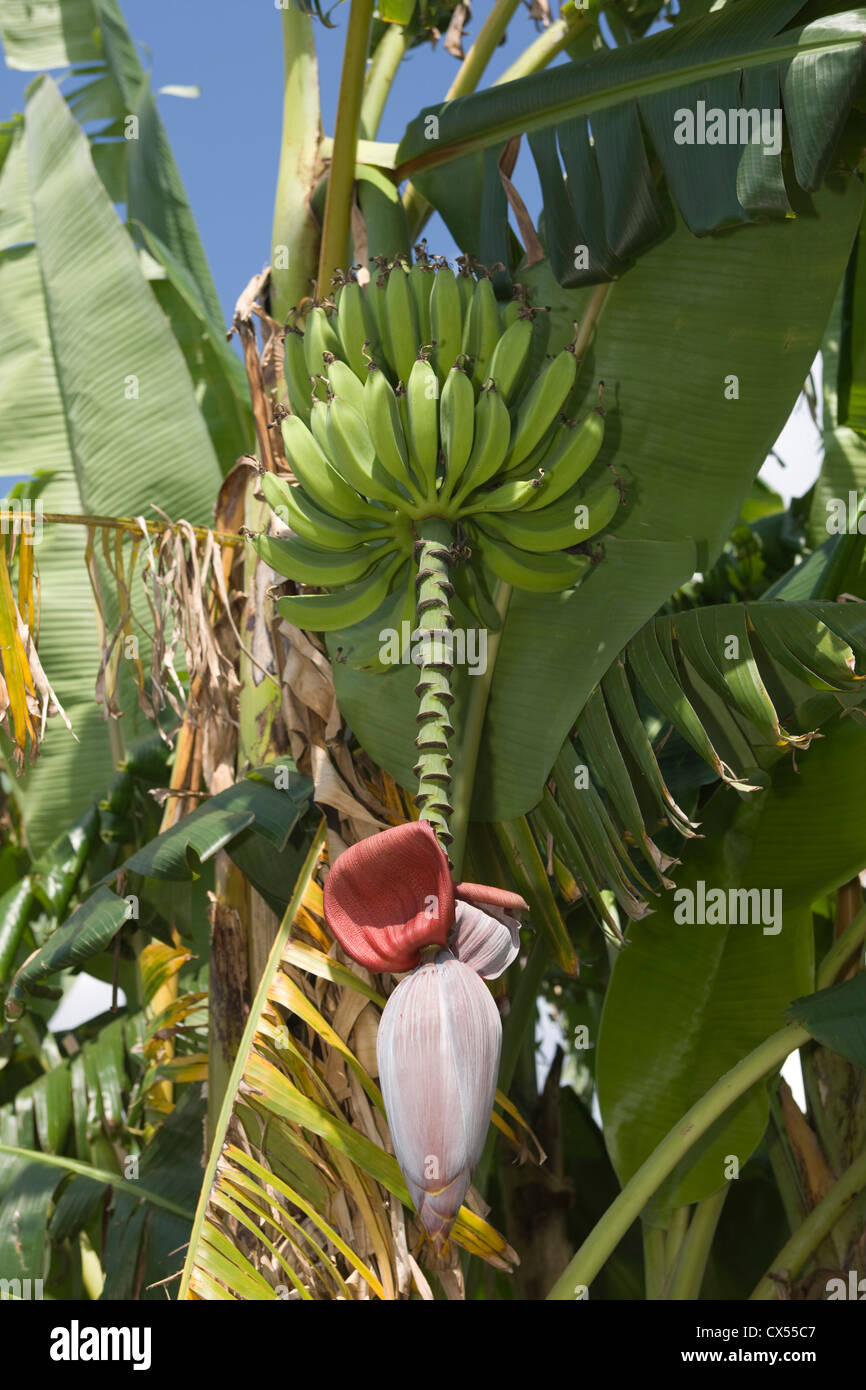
<box><xmin>413</xmin><ymin>520</ymin><xmax>456</xmax><ymax>855</ymax></box>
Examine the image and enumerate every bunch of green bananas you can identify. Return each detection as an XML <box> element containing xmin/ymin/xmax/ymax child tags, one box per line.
<box><xmin>252</xmin><ymin>255</ymin><xmax>623</xmax><ymax>636</ymax></box>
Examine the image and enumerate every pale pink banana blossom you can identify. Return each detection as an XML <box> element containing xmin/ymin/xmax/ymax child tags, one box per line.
<box><xmin>324</xmin><ymin>819</ymin><xmax>529</xmax><ymax>1247</ymax></box>
<box><xmin>376</xmin><ymin>950</ymin><xmax>502</xmax><ymax>1251</ymax></box>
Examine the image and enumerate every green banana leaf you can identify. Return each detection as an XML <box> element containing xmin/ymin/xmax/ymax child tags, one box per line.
<box><xmin>0</xmin><ymin>767</ymin><xmax>312</xmax><ymax>1017</ymax></box>
<box><xmin>0</xmin><ymin>78</ymin><xmax>222</xmax><ymax>851</ymax></box>
<box><xmin>596</xmin><ymin>711</ymin><xmax>866</xmax><ymax>1223</ymax></box>
<box><xmin>334</xmin><ymin>178</ymin><xmax>863</xmax><ymax>822</ymax></box>
<box><xmin>807</xmin><ymin>228</ymin><xmax>866</xmax><ymax>546</ymax></box>
<box><xmin>0</xmin><ymin>0</ymin><xmax>252</xmax><ymax>462</ymax></box>
<box><xmin>0</xmin><ymin>0</ymin><xmax>223</xmax><ymax>327</ymax></box>
<box><xmin>788</xmin><ymin>972</ymin><xmax>866</xmax><ymax>1069</ymax></box>
<box><xmin>0</xmin><ymin>987</ymin><xmax>203</xmax><ymax>1290</ymax></box>
<box><xmin>0</xmin><ymin>0</ymin><xmax>101</xmax><ymax>68</ymax></box>
<box><xmin>839</xmin><ymin>218</ymin><xmax>866</xmax><ymax>432</ymax></box>
<box><xmin>398</xmin><ymin>0</ymin><xmax>866</xmax><ymax>281</ymax></box>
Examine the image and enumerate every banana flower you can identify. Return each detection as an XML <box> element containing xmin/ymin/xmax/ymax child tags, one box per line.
<box><xmin>324</xmin><ymin>820</ymin><xmax>528</xmax><ymax>1247</ymax></box>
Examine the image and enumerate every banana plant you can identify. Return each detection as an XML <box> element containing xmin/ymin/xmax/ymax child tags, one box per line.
<box><xmin>1</xmin><ymin>0</ymin><xmax>866</xmax><ymax>1304</ymax></box>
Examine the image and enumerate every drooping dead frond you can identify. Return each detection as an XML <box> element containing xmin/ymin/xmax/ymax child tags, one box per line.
<box><xmin>0</xmin><ymin>529</ymin><xmax>74</xmax><ymax>767</ymax></box>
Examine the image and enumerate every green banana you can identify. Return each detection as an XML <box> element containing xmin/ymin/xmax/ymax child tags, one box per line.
<box><xmin>408</xmin><ymin>260</ymin><xmax>433</xmax><ymax>347</ymax></box>
<box><xmin>505</xmin><ymin>347</ymin><xmax>577</xmax><ymax>471</ymax></box>
<box><xmin>476</xmin><ymin>478</ymin><xmax>620</xmax><ymax>552</ymax></box>
<box><xmin>456</xmin><ymin>263</ymin><xmax>475</xmax><ymax>319</ymax></box>
<box><xmin>283</xmin><ymin>327</ymin><xmax>313</xmax><ymax>425</ymax></box>
<box><xmin>522</xmin><ymin>409</ymin><xmax>606</xmax><ymax>510</ymax></box>
<box><xmin>469</xmin><ymin>523</ymin><xmax>591</xmax><ymax>593</ymax></box>
<box><xmin>439</xmin><ymin>364</ymin><xmax>475</xmax><ymax>499</ymax></box>
<box><xmin>486</xmin><ymin>316</ymin><xmax>533</xmax><ymax>402</ymax></box>
<box><xmin>363</xmin><ymin>365</ymin><xmax>418</xmax><ymax>494</ymax></box>
<box><xmin>328</xmin><ymin>561</ymin><xmax>416</xmax><ymax>673</ymax></box>
<box><xmin>570</xmin><ymin>474</ymin><xmax>623</xmax><ymax>541</ymax></box>
<box><xmin>276</xmin><ymin>550</ymin><xmax>405</xmax><ymax>632</ymax></box>
<box><xmin>385</xmin><ymin>261</ymin><xmax>420</xmax><ymax>385</ymax></box>
<box><xmin>335</xmin><ymin>280</ymin><xmax>378</xmax><ymax>378</ymax></box>
<box><xmin>429</xmin><ymin>267</ymin><xmax>463</xmax><ymax>384</ymax></box>
<box><xmin>280</xmin><ymin>412</ymin><xmax>378</xmax><ymax>521</ymax></box>
<box><xmin>309</xmin><ymin>396</ymin><xmax>331</xmax><ymax>455</ymax></box>
<box><xmin>406</xmin><ymin>356</ymin><xmax>440</xmax><ymax>499</ymax></box>
<box><xmin>304</xmin><ymin>306</ymin><xmax>342</xmax><ymax>398</ymax></box>
<box><xmin>366</xmin><ymin>265</ymin><xmax>395</xmax><ymax>374</ymax></box>
<box><xmin>326</xmin><ymin>395</ymin><xmax>408</xmax><ymax>507</ymax></box>
<box><xmin>260</xmin><ymin>471</ymin><xmax>393</xmax><ymax>551</ymax></box>
<box><xmin>452</xmin><ymin>384</ymin><xmax>512</xmax><ymax>503</ymax></box>
<box><xmin>461</xmin><ymin>275</ymin><xmax>501</xmax><ymax>389</ymax></box>
<box><xmin>464</xmin><ymin>475</ymin><xmax>545</xmax><ymax>515</ymax></box>
<box><xmin>324</xmin><ymin>357</ymin><xmax>366</xmax><ymax>415</ymax></box>
<box><xmin>252</xmin><ymin>531</ymin><xmax>389</xmax><ymax>587</ymax></box>
<box><xmin>501</xmin><ymin>298</ymin><xmax>522</xmax><ymax>329</ymax></box>
<box><xmin>396</xmin><ymin>382</ymin><xmax>411</xmax><ymax>456</ymax></box>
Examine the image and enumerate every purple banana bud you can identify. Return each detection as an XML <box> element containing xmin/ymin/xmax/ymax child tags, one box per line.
<box><xmin>377</xmin><ymin>950</ymin><xmax>501</xmax><ymax>1251</ymax></box>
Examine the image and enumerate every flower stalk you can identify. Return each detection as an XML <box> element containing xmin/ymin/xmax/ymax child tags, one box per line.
<box><xmin>413</xmin><ymin>519</ymin><xmax>457</xmax><ymax>853</ymax></box>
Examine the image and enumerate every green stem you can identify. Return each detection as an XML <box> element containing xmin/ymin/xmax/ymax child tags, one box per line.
<box><xmin>447</xmin><ymin>0</ymin><xmax>523</xmax><ymax>100</ymax></box>
<box><xmin>448</xmin><ymin>580</ymin><xmax>512</xmax><ymax>877</ymax></box>
<box><xmin>661</xmin><ymin>1205</ymin><xmax>690</xmax><ymax>1294</ymax></box>
<box><xmin>750</xmin><ymin>1147</ymin><xmax>866</xmax><ymax>1300</ymax></box>
<box><xmin>271</xmin><ymin>6</ymin><xmax>323</xmax><ymax>323</ymax></box>
<box><xmin>317</xmin><ymin>0</ymin><xmax>376</xmax><ymax>295</ymax></box>
<box><xmin>360</xmin><ymin>22</ymin><xmax>411</xmax><ymax>138</ymax></box>
<box><xmin>413</xmin><ymin>520</ymin><xmax>457</xmax><ymax>853</ymax></box>
<box><xmin>494</xmin><ymin>10</ymin><xmax>590</xmax><ymax>85</ymax></box>
<box><xmin>546</xmin><ymin>1020</ymin><xmax>809</xmax><ymax>1299</ymax></box>
<box><xmin>642</xmin><ymin>1224</ymin><xmax>665</xmax><ymax>1300</ymax></box>
<box><xmin>669</xmin><ymin>1187</ymin><xmax>728</xmax><ymax>1300</ymax></box>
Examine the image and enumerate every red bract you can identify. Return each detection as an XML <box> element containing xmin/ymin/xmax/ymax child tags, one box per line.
<box><xmin>323</xmin><ymin>820</ymin><xmax>455</xmax><ymax>973</ymax></box>
<box><xmin>323</xmin><ymin>819</ymin><xmax>529</xmax><ymax>974</ymax></box>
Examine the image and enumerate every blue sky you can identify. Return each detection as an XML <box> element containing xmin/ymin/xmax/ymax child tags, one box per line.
<box><xmin>2</xmin><ymin>0</ymin><xmax>557</xmax><ymax>325</ymax></box>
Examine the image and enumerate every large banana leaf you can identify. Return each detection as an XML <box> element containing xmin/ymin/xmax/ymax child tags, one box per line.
<box><xmin>0</xmin><ymin>0</ymin><xmax>252</xmax><ymax>464</ymax></box>
<box><xmin>334</xmin><ymin>178</ymin><xmax>863</xmax><ymax>822</ymax></box>
<box><xmin>397</xmin><ymin>0</ymin><xmax>866</xmax><ymax>281</ymax></box>
<box><xmin>0</xmin><ymin>0</ymin><xmax>100</xmax><ymax>67</ymax></box>
<box><xmin>0</xmin><ymin>77</ymin><xmax>222</xmax><ymax>850</ymax></box>
<box><xmin>0</xmin><ymin>0</ymin><xmax>222</xmax><ymax>325</ymax></box>
<box><xmin>180</xmin><ymin>828</ymin><xmax>519</xmax><ymax>1300</ymax></box>
<box><xmin>595</xmin><ymin>708</ymin><xmax>866</xmax><ymax>1223</ymax></box>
